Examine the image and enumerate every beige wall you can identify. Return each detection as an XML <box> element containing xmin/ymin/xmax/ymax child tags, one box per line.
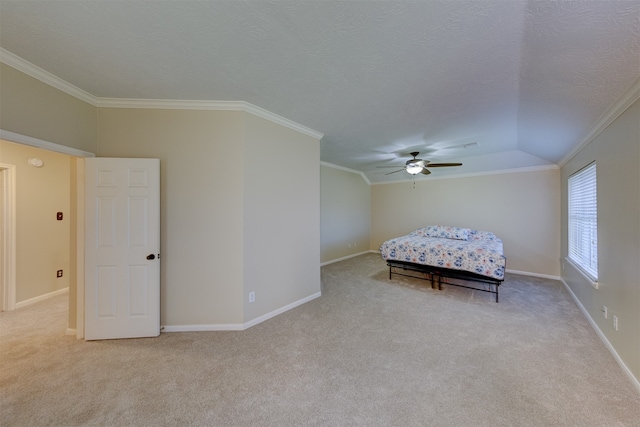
<box><xmin>97</xmin><ymin>108</ymin><xmax>246</xmax><ymax>326</ymax></box>
<box><xmin>0</xmin><ymin>140</ymin><xmax>71</xmax><ymax>302</ymax></box>
<box><xmin>320</xmin><ymin>165</ymin><xmax>371</xmax><ymax>263</ymax></box>
<box><xmin>371</xmin><ymin>168</ymin><xmax>561</xmax><ymax>276</ymax></box>
<box><xmin>561</xmin><ymin>98</ymin><xmax>640</xmax><ymax>382</ymax></box>
<box><xmin>243</xmin><ymin>114</ymin><xmax>321</xmax><ymax>320</ymax></box>
<box><xmin>0</xmin><ymin>63</ymin><xmax>97</xmax><ymax>153</ymax></box>
<box><xmin>97</xmin><ymin>108</ymin><xmax>321</xmax><ymax>327</ymax></box>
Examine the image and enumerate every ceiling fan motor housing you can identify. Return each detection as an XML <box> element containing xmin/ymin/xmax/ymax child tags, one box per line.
<box><xmin>406</xmin><ymin>152</ymin><xmax>425</xmax><ymax>166</ymax></box>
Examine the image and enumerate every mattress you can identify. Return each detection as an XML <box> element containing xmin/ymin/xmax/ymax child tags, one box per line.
<box><xmin>379</xmin><ymin>227</ymin><xmax>506</xmax><ymax>280</ymax></box>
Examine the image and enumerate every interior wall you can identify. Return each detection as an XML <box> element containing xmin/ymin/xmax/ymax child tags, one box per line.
<box><xmin>97</xmin><ymin>107</ymin><xmax>246</xmax><ymax>326</ymax></box>
<box><xmin>0</xmin><ymin>63</ymin><xmax>97</xmax><ymax>154</ymax></box>
<box><xmin>243</xmin><ymin>113</ymin><xmax>321</xmax><ymax>321</ymax></box>
<box><xmin>371</xmin><ymin>168</ymin><xmax>561</xmax><ymax>276</ymax></box>
<box><xmin>561</xmin><ymin>98</ymin><xmax>640</xmax><ymax>383</ymax></box>
<box><xmin>320</xmin><ymin>165</ymin><xmax>371</xmax><ymax>264</ymax></box>
<box><xmin>0</xmin><ymin>140</ymin><xmax>71</xmax><ymax>303</ymax></box>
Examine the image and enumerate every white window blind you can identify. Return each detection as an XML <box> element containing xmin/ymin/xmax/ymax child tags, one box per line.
<box><xmin>568</xmin><ymin>163</ymin><xmax>598</xmax><ymax>282</ymax></box>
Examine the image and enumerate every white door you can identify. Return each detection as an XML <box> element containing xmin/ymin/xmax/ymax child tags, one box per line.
<box><xmin>85</xmin><ymin>158</ymin><xmax>160</xmax><ymax>340</ymax></box>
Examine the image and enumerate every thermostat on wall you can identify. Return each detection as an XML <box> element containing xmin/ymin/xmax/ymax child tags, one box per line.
<box><xmin>28</xmin><ymin>158</ymin><xmax>44</xmax><ymax>168</ymax></box>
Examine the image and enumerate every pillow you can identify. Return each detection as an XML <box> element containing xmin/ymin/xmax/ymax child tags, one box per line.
<box><xmin>422</xmin><ymin>225</ymin><xmax>471</xmax><ymax>240</ymax></box>
<box><xmin>468</xmin><ymin>230</ymin><xmax>498</xmax><ymax>241</ymax></box>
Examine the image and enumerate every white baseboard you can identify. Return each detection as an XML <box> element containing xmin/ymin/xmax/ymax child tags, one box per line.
<box><xmin>162</xmin><ymin>291</ymin><xmax>322</xmax><ymax>333</ymax></box>
<box><xmin>505</xmin><ymin>269</ymin><xmax>561</xmax><ymax>281</ymax></box>
<box><xmin>559</xmin><ymin>278</ymin><xmax>640</xmax><ymax>395</ymax></box>
<box><xmin>321</xmin><ymin>250</ymin><xmax>377</xmax><ymax>266</ymax></box>
<box><xmin>162</xmin><ymin>323</ymin><xmax>245</xmax><ymax>332</ymax></box>
<box><xmin>14</xmin><ymin>287</ymin><xmax>69</xmax><ymax>309</ymax></box>
<box><xmin>243</xmin><ymin>291</ymin><xmax>321</xmax><ymax>329</ymax></box>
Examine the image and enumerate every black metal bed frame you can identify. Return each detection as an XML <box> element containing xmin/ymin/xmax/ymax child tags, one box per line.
<box><xmin>386</xmin><ymin>260</ymin><xmax>504</xmax><ymax>302</ymax></box>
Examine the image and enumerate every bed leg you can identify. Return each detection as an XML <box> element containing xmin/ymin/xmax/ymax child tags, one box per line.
<box><xmin>496</xmin><ymin>285</ymin><xmax>499</xmax><ymax>303</ymax></box>
<box><xmin>389</xmin><ymin>266</ymin><xmax>392</xmax><ymax>280</ymax></box>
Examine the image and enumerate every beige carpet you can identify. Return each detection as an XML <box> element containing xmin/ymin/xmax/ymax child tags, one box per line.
<box><xmin>1</xmin><ymin>253</ymin><xmax>639</xmax><ymax>426</ymax></box>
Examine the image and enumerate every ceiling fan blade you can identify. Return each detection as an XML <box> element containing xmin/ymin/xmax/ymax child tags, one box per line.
<box><xmin>376</xmin><ymin>165</ymin><xmax>405</xmax><ymax>168</ymax></box>
<box><xmin>420</xmin><ymin>168</ymin><xmax>431</xmax><ymax>175</ymax></box>
<box><xmin>385</xmin><ymin>169</ymin><xmax>406</xmax><ymax>175</ymax></box>
<box><xmin>425</xmin><ymin>162</ymin><xmax>463</xmax><ymax>167</ymax></box>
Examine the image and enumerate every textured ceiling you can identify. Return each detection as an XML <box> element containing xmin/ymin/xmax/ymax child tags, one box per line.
<box><xmin>1</xmin><ymin>0</ymin><xmax>638</xmax><ymax>182</ymax></box>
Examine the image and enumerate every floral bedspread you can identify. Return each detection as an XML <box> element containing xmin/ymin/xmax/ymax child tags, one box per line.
<box><xmin>379</xmin><ymin>226</ymin><xmax>506</xmax><ymax>280</ymax></box>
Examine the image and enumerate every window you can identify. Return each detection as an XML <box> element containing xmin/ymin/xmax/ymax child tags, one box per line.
<box><xmin>568</xmin><ymin>162</ymin><xmax>598</xmax><ymax>283</ymax></box>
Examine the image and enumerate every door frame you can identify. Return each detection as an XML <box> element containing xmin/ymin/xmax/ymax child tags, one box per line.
<box><xmin>0</xmin><ymin>163</ymin><xmax>16</xmax><ymax>311</ymax></box>
<box><xmin>0</xmin><ymin>130</ymin><xmax>94</xmax><ymax>337</ymax></box>
<box><xmin>74</xmin><ymin>159</ymin><xmax>86</xmax><ymax>339</ymax></box>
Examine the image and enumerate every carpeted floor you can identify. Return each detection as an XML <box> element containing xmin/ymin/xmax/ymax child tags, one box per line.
<box><xmin>1</xmin><ymin>253</ymin><xmax>639</xmax><ymax>426</ymax></box>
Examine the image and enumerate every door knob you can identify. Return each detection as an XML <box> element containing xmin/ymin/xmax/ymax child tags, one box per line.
<box><xmin>146</xmin><ymin>254</ymin><xmax>156</xmax><ymax>260</ymax></box>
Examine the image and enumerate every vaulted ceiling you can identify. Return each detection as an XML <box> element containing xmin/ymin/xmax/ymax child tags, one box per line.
<box><xmin>1</xmin><ymin>1</ymin><xmax>638</xmax><ymax>182</ymax></box>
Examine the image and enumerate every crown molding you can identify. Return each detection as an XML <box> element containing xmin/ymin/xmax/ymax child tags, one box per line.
<box><xmin>0</xmin><ymin>48</ymin><xmax>98</xmax><ymax>105</ymax></box>
<box><xmin>95</xmin><ymin>97</ymin><xmax>245</xmax><ymax>111</ymax></box>
<box><xmin>0</xmin><ymin>129</ymin><xmax>95</xmax><ymax>157</ymax></box>
<box><xmin>243</xmin><ymin>103</ymin><xmax>324</xmax><ymax>140</ymax></box>
<box><xmin>97</xmin><ymin>98</ymin><xmax>324</xmax><ymax>140</ymax></box>
<box><xmin>369</xmin><ymin>164</ymin><xmax>559</xmax><ymax>185</ymax></box>
<box><xmin>320</xmin><ymin>161</ymin><xmax>371</xmax><ymax>185</ymax></box>
<box><xmin>559</xmin><ymin>76</ymin><xmax>640</xmax><ymax>167</ymax></box>
<box><xmin>1</xmin><ymin>49</ymin><xmax>323</xmax><ymax>140</ymax></box>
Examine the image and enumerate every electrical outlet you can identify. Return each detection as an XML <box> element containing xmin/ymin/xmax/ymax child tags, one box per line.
<box><xmin>613</xmin><ymin>315</ymin><xmax>619</xmax><ymax>331</ymax></box>
<box><xmin>249</xmin><ymin>291</ymin><xmax>255</xmax><ymax>303</ymax></box>
<box><xmin>57</xmin><ymin>270</ymin><xmax>63</xmax><ymax>278</ymax></box>
<box><xmin>602</xmin><ymin>305</ymin><xmax>607</xmax><ymax>319</ymax></box>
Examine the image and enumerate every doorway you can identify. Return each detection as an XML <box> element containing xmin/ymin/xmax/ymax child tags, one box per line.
<box><xmin>0</xmin><ymin>129</ymin><xmax>95</xmax><ymax>339</ymax></box>
<box><xmin>0</xmin><ymin>142</ymin><xmax>71</xmax><ymax>315</ymax></box>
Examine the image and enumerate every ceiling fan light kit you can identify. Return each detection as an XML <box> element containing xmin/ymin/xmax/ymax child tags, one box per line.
<box><xmin>405</xmin><ymin>161</ymin><xmax>424</xmax><ymax>175</ymax></box>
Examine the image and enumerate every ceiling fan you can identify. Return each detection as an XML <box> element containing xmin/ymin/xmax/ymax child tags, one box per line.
<box><xmin>377</xmin><ymin>152</ymin><xmax>462</xmax><ymax>175</ymax></box>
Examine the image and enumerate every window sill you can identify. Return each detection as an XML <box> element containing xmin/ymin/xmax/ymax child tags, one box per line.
<box><xmin>565</xmin><ymin>257</ymin><xmax>598</xmax><ymax>289</ymax></box>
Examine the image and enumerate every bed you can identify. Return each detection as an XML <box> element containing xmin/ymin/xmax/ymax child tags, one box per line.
<box><xmin>379</xmin><ymin>225</ymin><xmax>506</xmax><ymax>302</ymax></box>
